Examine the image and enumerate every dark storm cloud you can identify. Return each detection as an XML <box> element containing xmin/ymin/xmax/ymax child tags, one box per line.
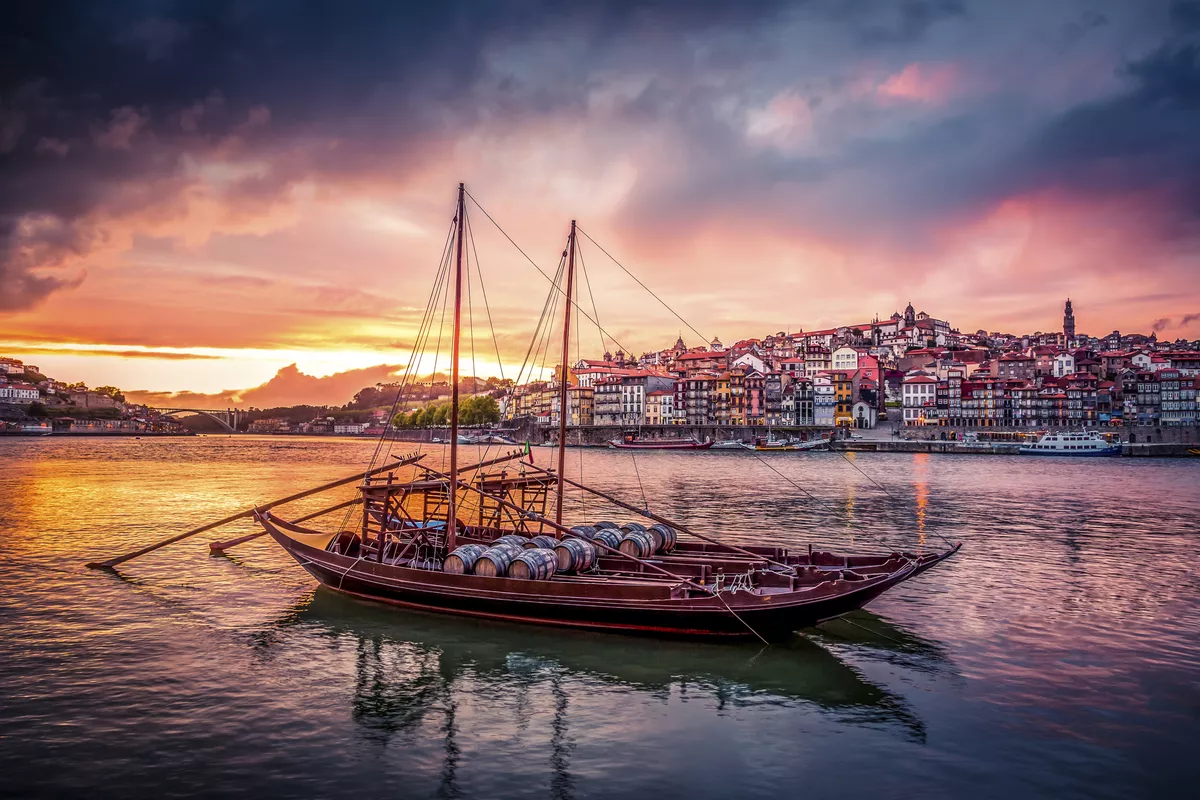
<box><xmin>3</xmin><ymin>0</ymin><xmax>1198</xmax><ymax>311</ymax></box>
<box><xmin>1</xmin><ymin>0</ymin><xmax>802</xmax><ymax>310</ymax></box>
<box><xmin>849</xmin><ymin>0</ymin><xmax>966</xmax><ymax>44</ymax></box>
<box><xmin>1015</xmin><ymin>41</ymin><xmax>1200</xmax><ymax>229</ymax></box>
<box><xmin>611</xmin><ymin>0</ymin><xmax>1200</xmax><ymax>257</ymax></box>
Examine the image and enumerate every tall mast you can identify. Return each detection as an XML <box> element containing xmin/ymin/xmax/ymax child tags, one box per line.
<box><xmin>447</xmin><ymin>182</ymin><xmax>465</xmax><ymax>552</ymax></box>
<box><xmin>554</xmin><ymin>220</ymin><xmax>577</xmax><ymax>527</ymax></box>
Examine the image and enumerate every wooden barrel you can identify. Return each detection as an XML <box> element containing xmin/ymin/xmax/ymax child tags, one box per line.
<box><xmin>569</xmin><ymin>525</ymin><xmax>597</xmax><ymax>540</ymax></box>
<box><xmin>494</xmin><ymin>534</ymin><xmax>530</xmax><ymax>548</ymax></box>
<box><xmin>592</xmin><ymin>521</ymin><xmax>620</xmax><ymax>530</ymax></box>
<box><xmin>646</xmin><ymin>523</ymin><xmax>677</xmax><ymax>553</ymax></box>
<box><xmin>507</xmin><ymin>548</ymin><xmax>558</xmax><ymax>580</ymax></box>
<box><xmin>525</xmin><ymin>535</ymin><xmax>558</xmax><ymax>549</ymax></box>
<box><xmin>619</xmin><ymin>521</ymin><xmax>647</xmax><ymax>535</ymax></box>
<box><xmin>473</xmin><ymin>543</ymin><xmax>523</xmax><ymax>577</ymax></box>
<box><xmin>591</xmin><ymin>529</ymin><xmax>622</xmax><ymax>552</ymax></box>
<box><xmin>555</xmin><ymin>538</ymin><xmax>597</xmax><ymax>572</ymax></box>
<box><xmin>618</xmin><ymin>530</ymin><xmax>656</xmax><ymax>559</ymax></box>
<box><xmin>443</xmin><ymin>544</ymin><xmax>487</xmax><ymax>575</ymax></box>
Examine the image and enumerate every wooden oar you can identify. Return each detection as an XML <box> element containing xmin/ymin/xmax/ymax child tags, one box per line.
<box><xmin>207</xmin><ymin>448</ymin><xmax>528</xmax><ymax>554</ymax></box>
<box><xmin>209</xmin><ymin>497</ymin><xmax>361</xmax><ymax>553</ymax></box>
<box><xmin>525</xmin><ymin>464</ymin><xmax>796</xmax><ymax>572</ymax></box>
<box><xmin>86</xmin><ymin>454</ymin><xmax>425</xmax><ymax>570</ymax></box>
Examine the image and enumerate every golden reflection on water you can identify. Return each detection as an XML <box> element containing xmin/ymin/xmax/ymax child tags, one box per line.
<box><xmin>843</xmin><ymin>451</ymin><xmax>856</xmax><ymax>545</ymax></box>
<box><xmin>913</xmin><ymin>452</ymin><xmax>929</xmax><ymax>551</ymax></box>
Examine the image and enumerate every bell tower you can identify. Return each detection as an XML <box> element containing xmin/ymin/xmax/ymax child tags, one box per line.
<box><xmin>1063</xmin><ymin>298</ymin><xmax>1075</xmax><ymax>342</ymax></box>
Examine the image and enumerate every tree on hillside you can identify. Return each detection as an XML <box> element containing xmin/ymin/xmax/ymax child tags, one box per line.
<box><xmin>347</xmin><ymin>382</ymin><xmax>403</xmax><ymax>410</ymax></box>
<box><xmin>94</xmin><ymin>386</ymin><xmax>126</xmax><ymax>403</ymax></box>
<box><xmin>461</xmin><ymin>395</ymin><xmax>500</xmax><ymax>425</ymax></box>
<box><xmin>27</xmin><ymin>401</ymin><xmax>47</xmax><ymax>418</ymax></box>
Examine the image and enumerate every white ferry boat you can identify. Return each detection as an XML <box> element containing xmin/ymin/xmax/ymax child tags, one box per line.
<box><xmin>1018</xmin><ymin>430</ymin><xmax>1121</xmax><ymax>457</ymax></box>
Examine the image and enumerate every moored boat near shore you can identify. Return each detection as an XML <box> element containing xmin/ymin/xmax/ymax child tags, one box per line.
<box><xmin>608</xmin><ymin>437</ymin><xmax>714</xmax><ymax>450</ymax></box>
<box><xmin>1018</xmin><ymin>430</ymin><xmax>1121</xmax><ymax>456</ymax></box>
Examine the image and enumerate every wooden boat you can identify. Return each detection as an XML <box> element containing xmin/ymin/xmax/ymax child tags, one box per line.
<box><xmin>253</xmin><ymin>184</ymin><xmax>960</xmax><ymax>642</ymax></box>
<box><xmin>608</xmin><ymin>437</ymin><xmax>713</xmax><ymax>450</ymax></box>
<box><xmin>260</xmin><ymin>507</ymin><xmax>957</xmax><ymax>641</ymax></box>
<box><xmin>755</xmin><ymin>438</ymin><xmax>799</xmax><ymax>451</ymax></box>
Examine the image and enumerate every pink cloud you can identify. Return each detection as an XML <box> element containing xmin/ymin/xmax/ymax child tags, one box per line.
<box><xmin>878</xmin><ymin>63</ymin><xmax>961</xmax><ymax>104</ymax></box>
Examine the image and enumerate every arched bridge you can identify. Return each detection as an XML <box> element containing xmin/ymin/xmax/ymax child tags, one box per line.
<box><xmin>152</xmin><ymin>407</ymin><xmax>242</xmax><ymax>433</ymax></box>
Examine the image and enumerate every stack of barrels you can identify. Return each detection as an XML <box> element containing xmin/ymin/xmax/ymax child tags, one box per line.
<box><xmin>469</xmin><ymin>542</ymin><xmax>525</xmax><ymax>577</ymax></box>
<box><xmin>610</xmin><ymin>521</ymin><xmax>677</xmax><ymax>559</ymax></box>
<box><xmin>442</xmin><ymin>519</ymin><xmax>677</xmax><ymax>578</ymax></box>
<box><xmin>507</xmin><ymin>547</ymin><xmax>558</xmax><ymax>580</ymax></box>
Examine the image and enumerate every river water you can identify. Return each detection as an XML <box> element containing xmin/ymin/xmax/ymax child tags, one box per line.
<box><xmin>1</xmin><ymin>436</ymin><xmax>1197</xmax><ymax>798</ymax></box>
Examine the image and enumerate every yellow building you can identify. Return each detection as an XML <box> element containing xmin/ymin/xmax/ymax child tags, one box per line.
<box><xmin>834</xmin><ymin>372</ymin><xmax>854</xmax><ymax>427</ymax></box>
<box><xmin>714</xmin><ymin>372</ymin><xmax>731</xmax><ymax>425</ymax></box>
<box><xmin>729</xmin><ymin>368</ymin><xmax>746</xmax><ymax>426</ymax></box>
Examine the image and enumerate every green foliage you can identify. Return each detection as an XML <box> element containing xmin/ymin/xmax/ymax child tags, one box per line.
<box><xmin>395</xmin><ymin>396</ymin><xmax>500</xmax><ymax>428</ymax></box>
<box><xmin>93</xmin><ymin>385</ymin><xmax>126</xmax><ymax>403</ymax></box>
<box><xmin>432</xmin><ymin>404</ymin><xmax>449</xmax><ymax>426</ymax></box>
<box><xmin>460</xmin><ymin>395</ymin><xmax>500</xmax><ymax>425</ymax></box>
<box><xmin>27</xmin><ymin>401</ymin><xmax>47</xmax><ymax>418</ymax></box>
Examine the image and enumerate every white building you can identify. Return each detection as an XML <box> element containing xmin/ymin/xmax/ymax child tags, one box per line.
<box><xmin>0</xmin><ymin>383</ymin><xmax>39</xmax><ymax>404</ymax></box>
<box><xmin>730</xmin><ymin>351</ymin><xmax>766</xmax><ymax>375</ymax></box>
<box><xmin>1053</xmin><ymin>352</ymin><xmax>1076</xmax><ymax>378</ymax></box>
<box><xmin>813</xmin><ymin>375</ymin><xmax>835</xmax><ymax>427</ymax></box>
<box><xmin>902</xmin><ymin>373</ymin><xmax>937</xmax><ymax>425</ymax></box>
<box><xmin>646</xmin><ymin>390</ymin><xmax>674</xmax><ymax>425</ymax></box>
<box><xmin>851</xmin><ymin>401</ymin><xmax>878</xmax><ymax>429</ymax></box>
<box><xmin>831</xmin><ymin>346</ymin><xmax>862</xmax><ymax>372</ymax></box>
<box><xmin>333</xmin><ymin>422</ymin><xmax>367</xmax><ymax>435</ymax></box>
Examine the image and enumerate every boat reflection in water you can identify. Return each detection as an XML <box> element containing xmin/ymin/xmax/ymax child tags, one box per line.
<box><xmin>266</xmin><ymin>588</ymin><xmax>950</xmax><ymax>768</ymax></box>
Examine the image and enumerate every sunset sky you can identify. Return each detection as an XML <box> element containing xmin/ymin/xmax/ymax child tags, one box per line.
<box><xmin>3</xmin><ymin>1</ymin><xmax>1199</xmax><ymax>406</ymax></box>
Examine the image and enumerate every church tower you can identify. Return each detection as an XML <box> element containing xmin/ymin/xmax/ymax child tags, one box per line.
<box><xmin>1063</xmin><ymin>298</ymin><xmax>1075</xmax><ymax>342</ymax></box>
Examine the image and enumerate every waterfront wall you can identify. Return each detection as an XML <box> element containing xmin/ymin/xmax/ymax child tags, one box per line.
<box><xmin>890</xmin><ymin>424</ymin><xmax>1200</xmax><ymax>445</ymax></box>
<box><xmin>834</xmin><ymin>440</ymin><xmax>1197</xmax><ymax>457</ymax></box>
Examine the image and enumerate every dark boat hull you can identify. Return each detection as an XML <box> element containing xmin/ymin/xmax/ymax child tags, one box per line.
<box><xmin>264</xmin><ymin>522</ymin><xmax>934</xmax><ymax>641</ymax></box>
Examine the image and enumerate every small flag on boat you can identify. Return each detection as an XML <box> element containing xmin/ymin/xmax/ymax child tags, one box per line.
<box><xmin>523</xmin><ymin>441</ymin><xmax>534</xmax><ymax>463</ymax></box>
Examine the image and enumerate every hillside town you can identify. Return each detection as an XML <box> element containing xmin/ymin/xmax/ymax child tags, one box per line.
<box><xmin>506</xmin><ymin>300</ymin><xmax>1200</xmax><ymax>430</ymax></box>
<box><xmin>0</xmin><ymin>357</ymin><xmax>191</xmax><ymax>435</ymax></box>
<box><xmin>4</xmin><ymin>300</ymin><xmax>1200</xmax><ymax>437</ymax></box>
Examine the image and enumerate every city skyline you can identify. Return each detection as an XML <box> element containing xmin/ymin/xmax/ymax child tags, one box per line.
<box><xmin>4</xmin><ymin>1</ymin><xmax>1200</xmax><ymax>395</ymax></box>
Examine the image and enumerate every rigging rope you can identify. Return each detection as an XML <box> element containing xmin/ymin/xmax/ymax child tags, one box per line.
<box><xmin>574</xmin><ymin>239</ymin><xmax>611</xmax><ymax>358</ymax></box>
<box><xmin>342</xmin><ymin>216</ymin><xmax>457</xmax><ymax>533</ymax></box>
<box><xmin>465</xmin><ymin>191</ymin><xmax>638</xmax><ymax>360</ymax></box>
<box><xmin>577</xmin><ymin>225</ymin><xmax>709</xmax><ymax>347</ymax></box>
<box><xmin>831</xmin><ymin>449</ymin><xmax>958</xmax><ymax>551</ymax></box>
<box><xmin>747</xmin><ymin>452</ymin><xmax>913</xmax><ymax>555</ymax></box>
